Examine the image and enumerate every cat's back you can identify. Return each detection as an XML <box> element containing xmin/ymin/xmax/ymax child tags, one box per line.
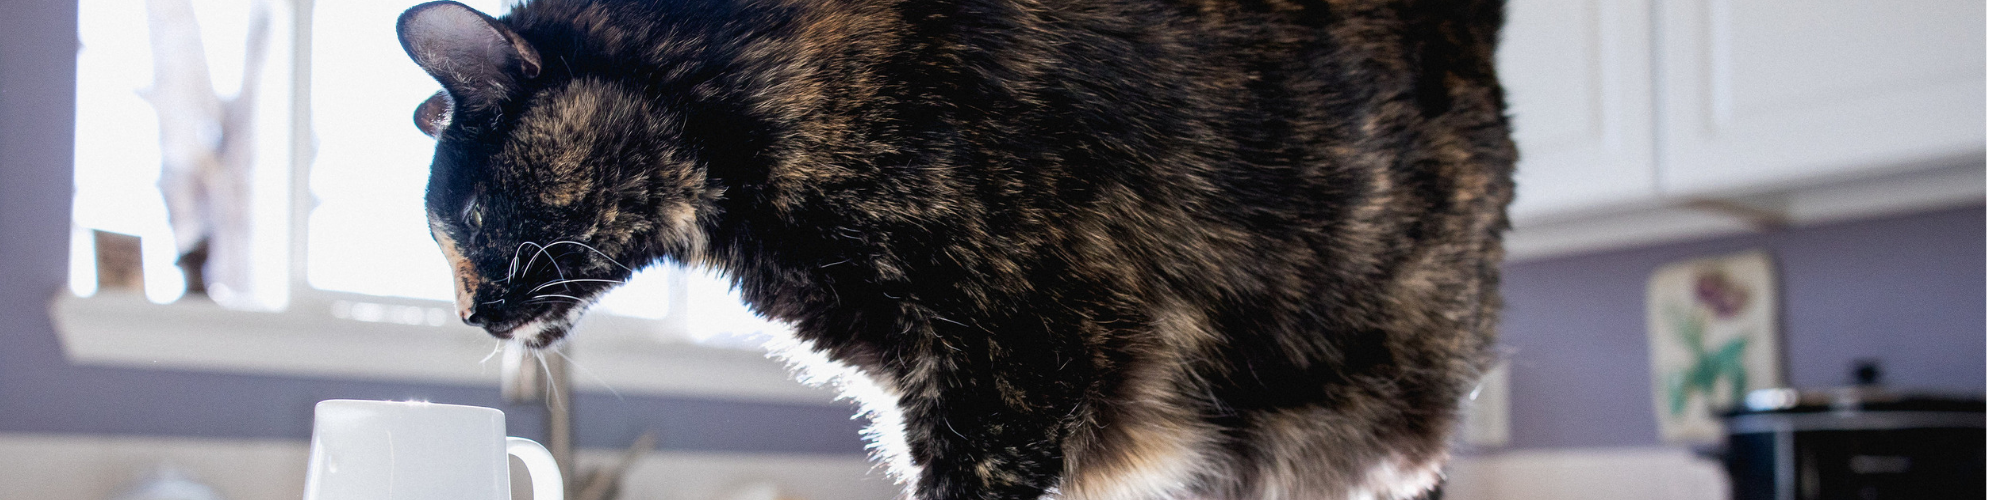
<box><xmin>487</xmin><ymin>0</ymin><xmax>1514</xmax><ymax>498</ymax></box>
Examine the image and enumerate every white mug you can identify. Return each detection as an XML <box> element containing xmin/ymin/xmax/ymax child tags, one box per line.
<box><xmin>304</xmin><ymin>399</ymin><xmax>563</xmax><ymax>500</ymax></box>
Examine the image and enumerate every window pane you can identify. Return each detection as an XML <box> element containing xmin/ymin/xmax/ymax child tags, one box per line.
<box><xmin>304</xmin><ymin>0</ymin><xmax>472</xmax><ymax>301</ymax></box>
<box><xmin>73</xmin><ymin>0</ymin><xmax>291</xmax><ymax>309</ymax></box>
<box><xmin>74</xmin><ymin>0</ymin><xmax>180</xmax><ymax>303</ymax></box>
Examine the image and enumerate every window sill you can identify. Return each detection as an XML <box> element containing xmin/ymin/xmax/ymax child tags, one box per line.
<box><xmin>48</xmin><ymin>292</ymin><xmax>838</xmax><ymax>404</ymax></box>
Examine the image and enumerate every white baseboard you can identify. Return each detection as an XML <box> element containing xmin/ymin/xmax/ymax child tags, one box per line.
<box><xmin>0</xmin><ymin>433</ymin><xmax>898</xmax><ymax>500</ymax></box>
<box><xmin>1443</xmin><ymin>447</ymin><xmax>1730</xmax><ymax>500</ymax></box>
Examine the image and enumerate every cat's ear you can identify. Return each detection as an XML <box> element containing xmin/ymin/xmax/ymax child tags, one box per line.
<box><xmin>415</xmin><ymin>91</ymin><xmax>453</xmax><ymax>138</ymax></box>
<box><xmin>396</xmin><ymin>1</ymin><xmax>541</xmax><ymax>106</ymax></box>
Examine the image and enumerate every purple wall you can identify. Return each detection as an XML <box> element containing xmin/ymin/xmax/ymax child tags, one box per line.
<box><xmin>0</xmin><ymin>0</ymin><xmax>864</xmax><ymax>454</ymax></box>
<box><xmin>1496</xmin><ymin>206</ymin><xmax>1986</xmax><ymax>451</ymax></box>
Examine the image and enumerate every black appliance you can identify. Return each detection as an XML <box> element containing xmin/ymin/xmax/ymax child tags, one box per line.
<box><xmin>1722</xmin><ymin>364</ymin><xmax>1983</xmax><ymax>500</ymax></box>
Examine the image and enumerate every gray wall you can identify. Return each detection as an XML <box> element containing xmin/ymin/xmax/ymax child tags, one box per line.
<box><xmin>0</xmin><ymin>0</ymin><xmax>864</xmax><ymax>455</ymax></box>
<box><xmin>1495</xmin><ymin>205</ymin><xmax>1985</xmax><ymax>451</ymax></box>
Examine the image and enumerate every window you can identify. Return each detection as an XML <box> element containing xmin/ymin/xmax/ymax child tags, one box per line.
<box><xmin>70</xmin><ymin>0</ymin><xmax>293</xmax><ymax>308</ymax></box>
<box><xmin>62</xmin><ymin>0</ymin><xmax>811</xmax><ymax>401</ymax></box>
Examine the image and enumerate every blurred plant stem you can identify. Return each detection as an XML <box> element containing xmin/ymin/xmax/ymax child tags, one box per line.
<box><xmin>144</xmin><ymin>0</ymin><xmax>270</xmax><ymax>305</ymax></box>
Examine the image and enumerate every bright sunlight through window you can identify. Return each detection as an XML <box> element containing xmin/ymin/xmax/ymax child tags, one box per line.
<box><xmin>72</xmin><ymin>0</ymin><xmax>788</xmax><ymax>347</ymax></box>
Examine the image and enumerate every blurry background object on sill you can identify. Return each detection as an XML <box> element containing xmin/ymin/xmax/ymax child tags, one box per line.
<box><xmin>93</xmin><ymin>230</ymin><xmax>146</xmax><ymax>294</ymax></box>
<box><xmin>110</xmin><ymin>465</ymin><xmax>225</xmax><ymax>500</ymax></box>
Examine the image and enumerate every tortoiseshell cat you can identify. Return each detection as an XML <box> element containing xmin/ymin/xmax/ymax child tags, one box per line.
<box><xmin>396</xmin><ymin>0</ymin><xmax>1512</xmax><ymax>497</ymax></box>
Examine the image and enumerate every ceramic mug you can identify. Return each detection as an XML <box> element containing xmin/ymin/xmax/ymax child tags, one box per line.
<box><xmin>304</xmin><ymin>399</ymin><xmax>562</xmax><ymax>500</ymax></box>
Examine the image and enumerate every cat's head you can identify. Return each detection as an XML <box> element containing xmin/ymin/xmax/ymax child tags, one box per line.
<box><xmin>397</xmin><ymin>1</ymin><xmax>710</xmax><ymax>346</ymax></box>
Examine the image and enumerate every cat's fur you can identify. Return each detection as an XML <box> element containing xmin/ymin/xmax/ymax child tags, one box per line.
<box><xmin>396</xmin><ymin>0</ymin><xmax>1513</xmax><ymax>498</ymax></box>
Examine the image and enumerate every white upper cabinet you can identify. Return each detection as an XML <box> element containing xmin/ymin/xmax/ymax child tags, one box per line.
<box><xmin>1497</xmin><ymin>0</ymin><xmax>1658</xmax><ymax>222</ymax></box>
<box><xmin>1656</xmin><ymin>0</ymin><xmax>1984</xmax><ymax>195</ymax></box>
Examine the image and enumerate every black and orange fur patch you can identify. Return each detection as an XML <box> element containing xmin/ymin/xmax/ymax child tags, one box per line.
<box><xmin>397</xmin><ymin>0</ymin><xmax>1514</xmax><ymax>497</ymax></box>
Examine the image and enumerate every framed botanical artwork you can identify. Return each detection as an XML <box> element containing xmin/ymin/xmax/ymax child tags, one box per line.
<box><xmin>1646</xmin><ymin>250</ymin><xmax>1784</xmax><ymax>444</ymax></box>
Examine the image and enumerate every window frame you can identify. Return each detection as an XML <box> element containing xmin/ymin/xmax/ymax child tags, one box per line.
<box><xmin>52</xmin><ymin>0</ymin><xmax>827</xmax><ymax>405</ymax></box>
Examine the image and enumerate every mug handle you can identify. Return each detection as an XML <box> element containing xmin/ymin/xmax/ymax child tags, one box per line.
<box><xmin>507</xmin><ymin>437</ymin><xmax>565</xmax><ymax>500</ymax></box>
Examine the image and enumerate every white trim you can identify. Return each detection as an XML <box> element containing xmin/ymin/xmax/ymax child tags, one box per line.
<box><xmin>49</xmin><ymin>291</ymin><xmax>840</xmax><ymax>404</ymax></box>
<box><xmin>1507</xmin><ymin>161</ymin><xmax>1984</xmax><ymax>262</ymax></box>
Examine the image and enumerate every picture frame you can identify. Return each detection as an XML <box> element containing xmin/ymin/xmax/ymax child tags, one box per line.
<box><xmin>1645</xmin><ymin>250</ymin><xmax>1784</xmax><ymax>444</ymax></box>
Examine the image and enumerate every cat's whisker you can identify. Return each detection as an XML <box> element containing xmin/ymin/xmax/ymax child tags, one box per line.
<box><xmin>549</xmin><ymin>254</ymin><xmax>572</xmax><ymax>282</ymax></box>
<box><xmin>550</xmin><ymin>346</ymin><xmax>624</xmax><ymax>401</ymax></box>
<box><xmin>478</xmin><ymin>340</ymin><xmax>506</xmax><ymax>366</ymax></box>
<box><xmin>545</xmin><ymin>240</ymin><xmax>631</xmax><ymax>271</ymax></box>
<box><xmin>507</xmin><ymin>241</ymin><xmax>540</xmax><ymax>282</ymax></box>
<box><xmin>528</xmin><ymin>278</ymin><xmax>625</xmax><ymax>294</ymax></box>
<box><xmin>525</xmin><ymin>278</ymin><xmax>563</xmax><ymax>295</ymax></box>
<box><xmin>519</xmin><ymin>251</ymin><xmax>572</xmax><ymax>288</ymax></box>
<box><xmin>531</xmin><ymin>349</ymin><xmax>566</xmax><ymax>413</ymax></box>
<box><xmin>532</xmin><ymin>294</ymin><xmax>589</xmax><ymax>303</ymax></box>
<box><xmin>943</xmin><ymin>418</ymin><xmax>966</xmax><ymax>439</ymax></box>
<box><xmin>523</xmin><ymin>241</ymin><xmax>568</xmax><ymax>281</ymax></box>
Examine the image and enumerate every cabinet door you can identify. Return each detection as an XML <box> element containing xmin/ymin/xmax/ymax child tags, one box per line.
<box><xmin>1658</xmin><ymin>0</ymin><xmax>1983</xmax><ymax>195</ymax></box>
<box><xmin>1498</xmin><ymin>0</ymin><xmax>1657</xmax><ymax>222</ymax></box>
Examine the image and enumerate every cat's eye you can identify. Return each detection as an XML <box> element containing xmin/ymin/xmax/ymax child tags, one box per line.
<box><xmin>460</xmin><ymin>200</ymin><xmax>482</xmax><ymax>228</ymax></box>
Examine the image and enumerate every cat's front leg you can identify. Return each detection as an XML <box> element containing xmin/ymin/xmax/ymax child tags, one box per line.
<box><xmin>891</xmin><ymin>319</ymin><xmax>1091</xmax><ymax>500</ymax></box>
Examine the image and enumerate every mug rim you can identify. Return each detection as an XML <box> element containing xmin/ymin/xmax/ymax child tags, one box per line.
<box><xmin>314</xmin><ymin>399</ymin><xmax>505</xmax><ymax>418</ymax></box>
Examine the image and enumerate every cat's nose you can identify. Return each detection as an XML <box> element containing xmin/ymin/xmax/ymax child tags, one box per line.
<box><xmin>461</xmin><ymin>304</ymin><xmax>490</xmax><ymax>327</ymax></box>
<box><xmin>461</xmin><ymin>304</ymin><xmax>517</xmax><ymax>340</ymax></box>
